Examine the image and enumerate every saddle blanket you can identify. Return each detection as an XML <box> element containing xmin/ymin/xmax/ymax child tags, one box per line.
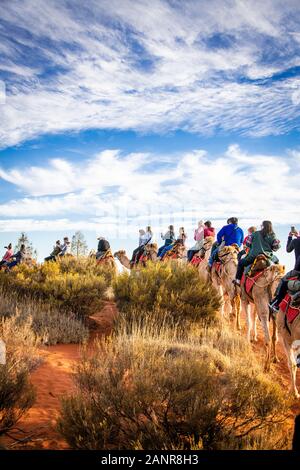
<box><xmin>191</xmin><ymin>255</ymin><xmax>203</xmax><ymax>266</ymax></box>
<box><xmin>279</xmin><ymin>294</ymin><xmax>300</xmax><ymax>324</ymax></box>
<box><xmin>241</xmin><ymin>270</ymin><xmax>264</xmax><ymax>296</ymax></box>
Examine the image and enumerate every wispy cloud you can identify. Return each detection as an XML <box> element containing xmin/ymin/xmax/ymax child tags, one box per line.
<box><xmin>1</xmin><ymin>0</ymin><xmax>300</xmax><ymax>148</ymax></box>
<box><xmin>0</xmin><ymin>145</ymin><xmax>300</xmax><ymax>233</ymax></box>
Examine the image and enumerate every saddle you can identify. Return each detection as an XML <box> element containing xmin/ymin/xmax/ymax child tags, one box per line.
<box><xmin>279</xmin><ymin>294</ymin><xmax>300</xmax><ymax>324</ymax></box>
<box><xmin>241</xmin><ymin>270</ymin><xmax>264</xmax><ymax>297</ymax></box>
<box><xmin>191</xmin><ymin>253</ymin><xmax>204</xmax><ymax>266</ymax></box>
<box><xmin>248</xmin><ymin>254</ymin><xmax>271</xmax><ymax>277</ymax></box>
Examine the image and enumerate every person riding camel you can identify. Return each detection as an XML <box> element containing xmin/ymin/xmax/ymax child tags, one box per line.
<box><xmin>238</xmin><ymin>226</ymin><xmax>257</xmax><ymax>260</ymax></box>
<box><xmin>269</xmin><ymin>227</ymin><xmax>300</xmax><ymax>312</ymax></box>
<box><xmin>59</xmin><ymin>237</ymin><xmax>71</xmax><ymax>257</ymax></box>
<box><xmin>178</xmin><ymin>227</ymin><xmax>187</xmax><ymax>245</ymax></box>
<box><xmin>187</xmin><ymin>220</ymin><xmax>204</xmax><ymax>262</ymax></box>
<box><xmin>158</xmin><ymin>225</ymin><xmax>176</xmax><ymax>257</ymax></box>
<box><xmin>131</xmin><ymin>227</ymin><xmax>152</xmax><ymax>266</ymax></box>
<box><xmin>45</xmin><ymin>240</ymin><xmax>61</xmax><ymax>262</ymax></box>
<box><xmin>96</xmin><ymin>236</ymin><xmax>111</xmax><ymax>260</ymax></box>
<box><xmin>0</xmin><ymin>243</ymin><xmax>13</xmax><ymax>268</ymax></box>
<box><xmin>207</xmin><ymin>217</ymin><xmax>244</xmax><ymax>272</ymax></box>
<box><xmin>234</xmin><ymin>220</ymin><xmax>280</xmax><ymax>286</ymax></box>
<box><xmin>5</xmin><ymin>244</ymin><xmax>26</xmax><ymax>270</ymax></box>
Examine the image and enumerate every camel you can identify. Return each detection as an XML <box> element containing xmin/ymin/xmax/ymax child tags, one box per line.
<box><xmin>114</xmin><ymin>243</ymin><xmax>158</xmax><ymax>270</ymax></box>
<box><xmin>96</xmin><ymin>249</ymin><xmax>118</xmax><ymax>274</ymax></box>
<box><xmin>161</xmin><ymin>241</ymin><xmax>186</xmax><ymax>262</ymax></box>
<box><xmin>210</xmin><ymin>244</ymin><xmax>241</xmax><ymax>329</ymax></box>
<box><xmin>277</xmin><ymin>305</ymin><xmax>300</xmax><ymax>398</ymax></box>
<box><xmin>190</xmin><ymin>236</ymin><xmax>214</xmax><ymax>281</ymax></box>
<box><xmin>240</xmin><ymin>264</ymin><xmax>285</xmax><ymax>372</ymax></box>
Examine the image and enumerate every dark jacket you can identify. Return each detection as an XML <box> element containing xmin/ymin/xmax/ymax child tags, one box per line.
<box><xmin>97</xmin><ymin>239</ymin><xmax>110</xmax><ymax>252</ymax></box>
<box><xmin>12</xmin><ymin>249</ymin><xmax>26</xmax><ymax>263</ymax></box>
<box><xmin>287</xmin><ymin>236</ymin><xmax>300</xmax><ymax>269</ymax></box>
<box><xmin>247</xmin><ymin>230</ymin><xmax>280</xmax><ymax>261</ymax></box>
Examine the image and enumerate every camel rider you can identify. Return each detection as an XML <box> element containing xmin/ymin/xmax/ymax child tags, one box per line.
<box><xmin>5</xmin><ymin>244</ymin><xmax>26</xmax><ymax>270</ymax></box>
<box><xmin>45</xmin><ymin>240</ymin><xmax>61</xmax><ymax>262</ymax></box>
<box><xmin>286</xmin><ymin>227</ymin><xmax>300</xmax><ymax>269</ymax></box>
<box><xmin>59</xmin><ymin>237</ymin><xmax>71</xmax><ymax>256</ymax></box>
<box><xmin>159</xmin><ymin>238</ymin><xmax>184</xmax><ymax>260</ymax></box>
<box><xmin>207</xmin><ymin>217</ymin><xmax>244</xmax><ymax>271</ymax></box>
<box><xmin>234</xmin><ymin>220</ymin><xmax>280</xmax><ymax>286</ymax></box>
<box><xmin>269</xmin><ymin>228</ymin><xmax>300</xmax><ymax>313</ymax></box>
<box><xmin>238</xmin><ymin>226</ymin><xmax>257</xmax><ymax>260</ymax></box>
<box><xmin>158</xmin><ymin>225</ymin><xmax>176</xmax><ymax>257</ymax></box>
<box><xmin>131</xmin><ymin>228</ymin><xmax>152</xmax><ymax>266</ymax></box>
<box><xmin>96</xmin><ymin>236</ymin><xmax>111</xmax><ymax>260</ymax></box>
<box><xmin>0</xmin><ymin>243</ymin><xmax>13</xmax><ymax>267</ymax></box>
<box><xmin>178</xmin><ymin>227</ymin><xmax>187</xmax><ymax>245</ymax></box>
<box><xmin>188</xmin><ymin>220</ymin><xmax>215</xmax><ymax>261</ymax></box>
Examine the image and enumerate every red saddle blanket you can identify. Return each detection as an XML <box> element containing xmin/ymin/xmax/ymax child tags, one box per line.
<box><xmin>279</xmin><ymin>294</ymin><xmax>300</xmax><ymax>323</ymax></box>
<box><xmin>214</xmin><ymin>261</ymin><xmax>222</xmax><ymax>275</ymax></box>
<box><xmin>191</xmin><ymin>255</ymin><xmax>203</xmax><ymax>266</ymax></box>
<box><xmin>241</xmin><ymin>270</ymin><xmax>264</xmax><ymax>296</ymax></box>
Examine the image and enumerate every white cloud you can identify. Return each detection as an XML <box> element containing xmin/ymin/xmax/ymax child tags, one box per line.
<box><xmin>0</xmin><ymin>145</ymin><xmax>300</xmax><ymax>232</ymax></box>
<box><xmin>0</xmin><ymin>0</ymin><xmax>300</xmax><ymax>147</ymax></box>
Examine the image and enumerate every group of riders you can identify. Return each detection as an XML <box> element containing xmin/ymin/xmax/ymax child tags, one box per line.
<box><xmin>1</xmin><ymin>218</ymin><xmax>300</xmax><ymax>315</ymax></box>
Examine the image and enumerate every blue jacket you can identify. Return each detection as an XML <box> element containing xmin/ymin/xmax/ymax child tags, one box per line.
<box><xmin>217</xmin><ymin>223</ymin><xmax>244</xmax><ymax>247</ymax></box>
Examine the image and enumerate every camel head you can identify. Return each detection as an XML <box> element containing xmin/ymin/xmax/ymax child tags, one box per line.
<box><xmin>201</xmin><ymin>236</ymin><xmax>214</xmax><ymax>254</ymax></box>
<box><xmin>114</xmin><ymin>250</ymin><xmax>127</xmax><ymax>259</ymax></box>
<box><xmin>218</xmin><ymin>244</ymin><xmax>239</xmax><ymax>264</ymax></box>
<box><xmin>144</xmin><ymin>243</ymin><xmax>158</xmax><ymax>261</ymax></box>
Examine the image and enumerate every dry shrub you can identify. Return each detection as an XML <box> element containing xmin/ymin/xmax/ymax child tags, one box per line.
<box><xmin>0</xmin><ymin>256</ymin><xmax>114</xmax><ymax>316</ymax></box>
<box><xmin>58</xmin><ymin>321</ymin><xmax>289</xmax><ymax>450</ymax></box>
<box><xmin>0</xmin><ymin>288</ymin><xmax>88</xmax><ymax>345</ymax></box>
<box><xmin>113</xmin><ymin>262</ymin><xmax>221</xmax><ymax>327</ymax></box>
<box><xmin>0</xmin><ymin>314</ymin><xmax>38</xmax><ymax>437</ymax></box>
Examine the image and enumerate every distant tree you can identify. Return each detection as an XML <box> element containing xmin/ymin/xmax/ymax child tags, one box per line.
<box><xmin>15</xmin><ymin>232</ymin><xmax>37</xmax><ymax>259</ymax></box>
<box><xmin>71</xmin><ymin>231</ymin><xmax>88</xmax><ymax>258</ymax></box>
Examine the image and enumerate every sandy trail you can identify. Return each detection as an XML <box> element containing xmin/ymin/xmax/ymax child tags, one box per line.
<box><xmin>2</xmin><ymin>302</ymin><xmax>118</xmax><ymax>450</ymax></box>
<box><xmin>2</xmin><ymin>302</ymin><xmax>300</xmax><ymax>449</ymax></box>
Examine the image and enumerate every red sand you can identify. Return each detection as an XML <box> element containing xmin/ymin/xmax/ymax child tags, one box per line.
<box><xmin>3</xmin><ymin>303</ymin><xmax>300</xmax><ymax>449</ymax></box>
<box><xmin>2</xmin><ymin>302</ymin><xmax>118</xmax><ymax>450</ymax></box>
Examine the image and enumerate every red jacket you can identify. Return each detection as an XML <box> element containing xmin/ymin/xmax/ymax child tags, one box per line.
<box><xmin>204</xmin><ymin>227</ymin><xmax>215</xmax><ymax>238</ymax></box>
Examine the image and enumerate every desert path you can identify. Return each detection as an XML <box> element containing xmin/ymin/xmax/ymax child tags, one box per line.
<box><xmin>2</xmin><ymin>302</ymin><xmax>300</xmax><ymax>449</ymax></box>
<box><xmin>2</xmin><ymin>302</ymin><xmax>118</xmax><ymax>450</ymax></box>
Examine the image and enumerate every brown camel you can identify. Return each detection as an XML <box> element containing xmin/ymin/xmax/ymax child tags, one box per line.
<box><xmin>114</xmin><ymin>243</ymin><xmax>158</xmax><ymax>270</ymax></box>
<box><xmin>277</xmin><ymin>307</ymin><xmax>300</xmax><ymax>398</ymax></box>
<box><xmin>240</xmin><ymin>264</ymin><xmax>285</xmax><ymax>372</ymax></box>
<box><xmin>211</xmin><ymin>244</ymin><xmax>241</xmax><ymax>329</ymax></box>
<box><xmin>96</xmin><ymin>249</ymin><xmax>118</xmax><ymax>274</ymax></box>
<box><xmin>192</xmin><ymin>236</ymin><xmax>214</xmax><ymax>281</ymax></box>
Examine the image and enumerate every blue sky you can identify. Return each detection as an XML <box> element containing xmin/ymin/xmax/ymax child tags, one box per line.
<box><xmin>0</xmin><ymin>0</ymin><xmax>300</xmax><ymax>268</ymax></box>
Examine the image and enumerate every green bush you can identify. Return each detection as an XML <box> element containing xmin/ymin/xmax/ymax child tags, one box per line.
<box><xmin>113</xmin><ymin>261</ymin><xmax>221</xmax><ymax>326</ymax></box>
<box><xmin>0</xmin><ymin>257</ymin><xmax>114</xmax><ymax>317</ymax></box>
<box><xmin>57</xmin><ymin>322</ymin><xmax>289</xmax><ymax>450</ymax></box>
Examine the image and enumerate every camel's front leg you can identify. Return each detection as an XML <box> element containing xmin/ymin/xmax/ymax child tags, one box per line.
<box><xmin>282</xmin><ymin>337</ymin><xmax>300</xmax><ymax>398</ymax></box>
<box><xmin>260</xmin><ymin>315</ymin><xmax>272</xmax><ymax>372</ymax></box>
<box><xmin>251</xmin><ymin>306</ymin><xmax>258</xmax><ymax>342</ymax></box>
<box><xmin>242</xmin><ymin>300</ymin><xmax>252</xmax><ymax>342</ymax></box>
<box><xmin>271</xmin><ymin>315</ymin><xmax>279</xmax><ymax>363</ymax></box>
<box><xmin>234</xmin><ymin>294</ymin><xmax>241</xmax><ymax>331</ymax></box>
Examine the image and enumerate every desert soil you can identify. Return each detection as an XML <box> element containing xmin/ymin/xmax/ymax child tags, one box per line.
<box><xmin>2</xmin><ymin>302</ymin><xmax>300</xmax><ymax>450</ymax></box>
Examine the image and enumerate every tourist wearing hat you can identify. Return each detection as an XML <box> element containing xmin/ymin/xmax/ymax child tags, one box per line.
<box><xmin>45</xmin><ymin>240</ymin><xmax>62</xmax><ymax>262</ymax></box>
<box><xmin>96</xmin><ymin>236</ymin><xmax>110</xmax><ymax>260</ymax></box>
<box><xmin>59</xmin><ymin>237</ymin><xmax>71</xmax><ymax>257</ymax></box>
